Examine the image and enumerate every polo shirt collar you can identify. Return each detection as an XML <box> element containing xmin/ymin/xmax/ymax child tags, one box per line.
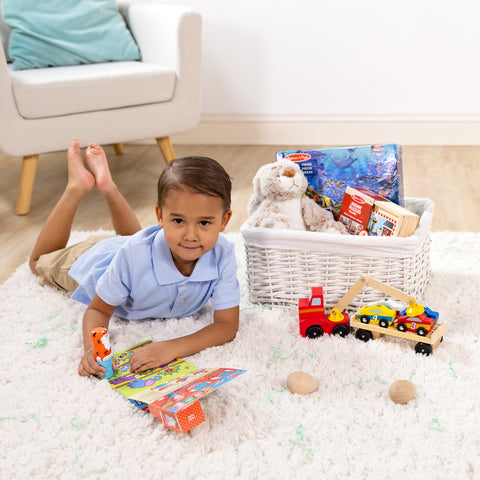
<box><xmin>152</xmin><ymin>229</ymin><xmax>219</xmax><ymax>285</ymax></box>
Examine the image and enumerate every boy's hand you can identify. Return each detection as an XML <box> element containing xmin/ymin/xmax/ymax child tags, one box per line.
<box><xmin>78</xmin><ymin>347</ymin><xmax>107</xmax><ymax>377</ymax></box>
<box><xmin>129</xmin><ymin>341</ymin><xmax>176</xmax><ymax>373</ymax></box>
<box><xmin>128</xmin><ymin>306</ymin><xmax>239</xmax><ymax>373</ymax></box>
<box><xmin>79</xmin><ymin>294</ymin><xmax>117</xmax><ymax>377</ymax></box>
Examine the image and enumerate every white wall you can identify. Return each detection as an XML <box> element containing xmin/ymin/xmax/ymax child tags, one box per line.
<box><xmin>160</xmin><ymin>0</ymin><xmax>480</xmax><ymax>144</ymax></box>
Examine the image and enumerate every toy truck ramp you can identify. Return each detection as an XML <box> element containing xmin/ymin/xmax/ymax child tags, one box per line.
<box><xmin>351</xmin><ymin>316</ymin><xmax>447</xmax><ymax>355</ymax></box>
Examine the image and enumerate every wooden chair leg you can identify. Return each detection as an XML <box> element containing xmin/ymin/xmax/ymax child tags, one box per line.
<box><xmin>156</xmin><ymin>136</ymin><xmax>176</xmax><ymax>163</ymax></box>
<box><xmin>16</xmin><ymin>154</ymin><xmax>39</xmax><ymax>215</ymax></box>
<box><xmin>113</xmin><ymin>143</ymin><xmax>124</xmax><ymax>155</ymax></box>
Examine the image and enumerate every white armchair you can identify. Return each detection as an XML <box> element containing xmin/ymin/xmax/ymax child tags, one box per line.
<box><xmin>0</xmin><ymin>1</ymin><xmax>201</xmax><ymax>214</ymax></box>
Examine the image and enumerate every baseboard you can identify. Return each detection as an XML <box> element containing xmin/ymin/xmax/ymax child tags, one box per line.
<box><xmin>170</xmin><ymin>114</ymin><xmax>480</xmax><ymax>145</ymax></box>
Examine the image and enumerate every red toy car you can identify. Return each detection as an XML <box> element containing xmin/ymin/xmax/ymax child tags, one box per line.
<box><xmin>394</xmin><ymin>306</ymin><xmax>439</xmax><ymax>336</ymax></box>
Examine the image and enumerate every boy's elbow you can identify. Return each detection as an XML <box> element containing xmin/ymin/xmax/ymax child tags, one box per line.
<box><xmin>226</xmin><ymin>323</ymin><xmax>238</xmax><ymax>343</ymax></box>
<box><xmin>215</xmin><ymin>306</ymin><xmax>239</xmax><ymax>343</ymax></box>
<box><xmin>29</xmin><ymin>257</ymin><xmax>39</xmax><ymax>276</ymax></box>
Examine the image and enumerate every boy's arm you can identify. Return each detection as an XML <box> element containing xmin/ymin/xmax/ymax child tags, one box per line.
<box><xmin>78</xmin><ymin>294</ymin><xmax>117</xmax><ymax>377</ymax></box>
<box><xmin>129</xmin><ymin>306</ymin><xmax>239</xmax><ymax>373</ymax></box>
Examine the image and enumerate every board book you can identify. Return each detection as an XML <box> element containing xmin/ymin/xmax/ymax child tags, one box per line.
<box><xmin>108</xmin><ymin>340</ymin><xmax>196</xmax><ymax>410</ymax></box>
<box><xmin>368</xmin><ymin>199</ymin><xmax>420</xmax><ymax>237</ymax></box>
<box><xmin>107</xmin><ymin>340</ymin><xmax>245</xmax><ymax>432</ymax></box>
<box><xmin>277</xmin><ymin>144</ymin><xmax>403</xmax><ymax>219</ymax></box>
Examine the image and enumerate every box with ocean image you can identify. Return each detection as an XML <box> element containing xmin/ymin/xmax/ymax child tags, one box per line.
<box><xmin>276</xmin><ymin>144</ymin><xmax>403</xmax><ymax>219</ymax></box>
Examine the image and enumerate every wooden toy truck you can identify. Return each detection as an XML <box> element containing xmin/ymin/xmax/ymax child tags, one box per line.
<box><xmin>298</xmin><ymin>276</ymin><xmax>447</xmax><ymax>355</ymax></box>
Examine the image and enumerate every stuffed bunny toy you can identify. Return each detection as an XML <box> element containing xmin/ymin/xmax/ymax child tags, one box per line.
<box><xmin>247</xmin><ymin>160</ymin><xmax>347</xmax><ymax>234</ymax></box>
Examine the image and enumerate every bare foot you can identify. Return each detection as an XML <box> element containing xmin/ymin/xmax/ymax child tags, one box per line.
<box><xmin>85</xmin><ymin>143</ymin><xmax>116</xmax><ymax>196</ymax></box>
<box><xmin>66</xmin><ymin>138</ymin><xmax>95</xmax><ymax>195</ymax></box>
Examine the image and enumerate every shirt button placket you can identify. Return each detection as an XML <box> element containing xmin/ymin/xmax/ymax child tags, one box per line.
<box><xmin>177</xmin><ymin>282</ymin><xmax>187</xmax><ymax>307</ymax></box>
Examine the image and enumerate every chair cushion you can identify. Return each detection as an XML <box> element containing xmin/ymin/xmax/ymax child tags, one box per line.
<box><xmin>9</xmin><ymin>62</ymin><xmax>176</xmax><ymax>119</ymax></box>
<box><xmin>2</xmin><ymin>0</ymin><xmax>140</xmax><ymax>71</ymax></box>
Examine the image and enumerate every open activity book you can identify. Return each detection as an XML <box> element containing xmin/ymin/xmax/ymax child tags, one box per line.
<box><xmin>107</xmin><ymin>340</ymin><xmax>245</xmax><ymax>433</ymax></box>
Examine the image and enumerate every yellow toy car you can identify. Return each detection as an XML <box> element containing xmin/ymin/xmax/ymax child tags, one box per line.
<box><xmin>357</xmin><ymin>302</ymin><xmax>398</xmax><ymax>328</ymax></box>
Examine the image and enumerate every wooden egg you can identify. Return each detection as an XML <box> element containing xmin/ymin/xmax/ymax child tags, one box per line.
<box><xmin>389</xmin><ymin>379</ymin><xmax>416</xmax><ymax>404</ymax></box>
<box><xmin>286</xmin><ymin>371</ymin><xmax>319</xmax><ymax>395</ymax></box>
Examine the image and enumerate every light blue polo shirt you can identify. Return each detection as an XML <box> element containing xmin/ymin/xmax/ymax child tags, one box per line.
<box><xmin>68</xmin><ymin>226</ymin><xmax>240</xmax><ymax>320</ymax></box>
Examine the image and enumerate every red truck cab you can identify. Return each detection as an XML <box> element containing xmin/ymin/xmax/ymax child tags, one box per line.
<box><xmin>298</xmin><ymin>287</ymin><xmax>350</xmax><ymax>338</ymax></box>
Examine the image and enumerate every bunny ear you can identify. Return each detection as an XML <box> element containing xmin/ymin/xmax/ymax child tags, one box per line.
<box><xmin>247</xmin><ymin>164</ymin><xmax>266</xmax><ymax>215</ymax></box>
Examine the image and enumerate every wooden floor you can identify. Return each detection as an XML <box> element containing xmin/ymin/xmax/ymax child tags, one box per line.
<box><xmin>1</xmin><ymin>144</ymin><xmax>479</xmax><ymax>284</ymax></box>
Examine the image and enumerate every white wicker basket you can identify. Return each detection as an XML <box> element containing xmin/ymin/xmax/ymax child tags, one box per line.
<box><xmin>240</xmin><ymin>198</ymin><xmax>434</xmax><ymax>313</ymax></box>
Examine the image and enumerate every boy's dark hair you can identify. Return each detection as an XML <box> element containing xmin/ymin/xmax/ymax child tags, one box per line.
<box><xmin>157</xmin><ymin>156</ymin><xmax>232</xmax><ymax>212</ymax></box>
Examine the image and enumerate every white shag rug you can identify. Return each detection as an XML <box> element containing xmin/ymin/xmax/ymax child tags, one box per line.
<box><xmin>1</xmin><ymin>231</ymin><xmax>479</xmax><ymax>480</ymax></box>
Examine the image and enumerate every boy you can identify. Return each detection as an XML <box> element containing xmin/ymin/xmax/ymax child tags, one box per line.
<box><xmin>29</xmin><ymin>139</ymin><xmax>239</xmax><ymax>377</ymax></box>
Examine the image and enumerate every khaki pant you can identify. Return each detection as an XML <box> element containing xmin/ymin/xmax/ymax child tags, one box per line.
<box><xmin>36</xmin><ymin>235</ymin><xmax>112</xmax><ymax>293</ymax></box>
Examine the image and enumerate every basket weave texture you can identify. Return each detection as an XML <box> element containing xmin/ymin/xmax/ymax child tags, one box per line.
<box><xmin>241</xmin><ymin>198</ymin><xmax>434</xmax><ymax>313</ymax></box>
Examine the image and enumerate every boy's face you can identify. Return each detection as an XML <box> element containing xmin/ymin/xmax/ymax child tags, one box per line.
<box><xmin>155</xmin><ymin>188</ymin><xmax>232</xmax><ymax>276</ymax></box>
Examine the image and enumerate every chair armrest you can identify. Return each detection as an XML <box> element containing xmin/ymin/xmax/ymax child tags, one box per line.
<box><xmin>120</xmin><ymin>2</ymin><xmax>201</xmax><ymax>71</ymax></box>
<box><xmin>119</xmin><ymin>2</ymin><xmax>202</xmax><ymax>129</ymax></box>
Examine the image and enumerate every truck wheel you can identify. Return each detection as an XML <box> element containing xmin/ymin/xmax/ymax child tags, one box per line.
<box><xmin>360</xmin><ymin>315</ymin><xmax>370</xmax><ymax>324</ymax></box>
<box><xmin>332</xmin><ymin>324</ymin><xmax>349</xmax><ymax>337</ymax></box>
<box><xmin>416</xmin><ymin>327</ymin><xmax>428</xmax><ymax>337</ymax></box>
<box><xmin>379</xmin><ymin>319</ymin><xmax>389</xmax><ymax>328</ymax></box>
<box><xmin>415</xmin><ymin>342</ymin><xmax>432</xmax><ymax>356</ymax></box>
<box><xmin>306</xmin><ymin>326</ymin><xmax>324</xmax><ymax>338</ymax></box>
<box><xmin>355</xmin><ymin>329</ymin><xmax>373</xmax><ymax>342</ymax></box>
<box><xmin>396</xmin><ymin>323</ymin><xmax>407</xmax><ymax>332</ymax></box>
